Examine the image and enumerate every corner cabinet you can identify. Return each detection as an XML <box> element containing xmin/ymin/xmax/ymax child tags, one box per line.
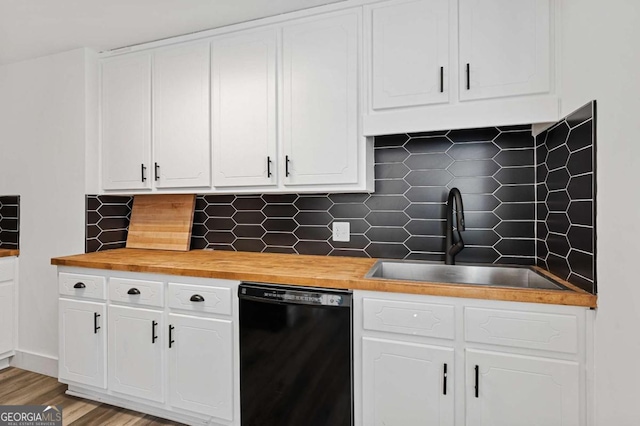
<box><xmin>354</xmin><ymin>291</ymin><xmax>591</xmax><ymax>426</ymax></box>
<box><xmin>0</xmin><ymin>257</ymin><xmax>17</xmax><ymax>369</ymax></box>
<box><xmin>58</xmin><ymin>268</ymin><xmax>240</xmax><ymax>426</ymax></box>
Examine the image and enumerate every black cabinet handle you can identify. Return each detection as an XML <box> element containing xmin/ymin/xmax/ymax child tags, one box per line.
<box><xmin>440</xmin><ymin>66</ymin><xmax>444</xmax><ymax>93</ymax></box>
<box><xmin>152</xmin><ymin>320</ymin><xmax>158</xmax><ymax>344</ymax></box>
<box><xmin>474</xmin><ymin>365</ymin><xmax>479</xmax><ymax>398</ymax></box>
<box><xmin>285</xmin><ymin>155</ymin><xmax>290</xmax><ymax>177</ymax></box>
<box><xmin>443</xmin><ymin>363</ymin><xmax>448</xmax><ymax>395</ymax></box>
<box><xmin>127</xmin><ymin>288</ymin><xmax>141</xmax><ymax>295</ymax></box>
<box><xmin>74</xmin><ymin>282</ymin><xmax>86</xmax><ymax>289</ymax></box>
<box><xmin>267</xmin><ymin>156</ymin><xmax>272</xmax><ymax>178</ymax></box>
<box><xmin>94</xmin><ymin>313</ymin><xmax>100</xmax><ymax>334</ymax></box>
<box><xmin>190</xmin><ymin>294</ymin><xmax>205</xmax><ymax>302</ymax></box>
<box><xmin>466</xmin><ymin>63</ymin><xmax>470</xmax><ymax>90</ymax></box>
<box><xmin>154</xmin><ymin>162</ymin><xmax>160</xmax><ymax>181</ymax></box>
<box><xmin>141</xmin><ymin>163</ymin><xmax>147</xmax><ymax>182</ymax></box>
<box><xmin>169</xmin><ymin>325</ymin><xmax>175</xmax><ymax>348</ymax></box>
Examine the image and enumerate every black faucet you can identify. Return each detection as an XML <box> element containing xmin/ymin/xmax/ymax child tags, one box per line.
<box><xmin>445</xmin><ymin>188</ymin><xmax>465</xmax><ymax>265</ymax></box>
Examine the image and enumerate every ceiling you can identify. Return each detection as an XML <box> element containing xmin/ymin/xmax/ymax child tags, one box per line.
<box><xmin>0</xmin><ymin>0</ymin><xmax>345</xmax><ymax>65</ymax></box>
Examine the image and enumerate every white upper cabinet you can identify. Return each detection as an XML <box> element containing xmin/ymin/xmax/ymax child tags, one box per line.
<box><xmin>282</xmin><ymin>11</ymin><xmax>360</xmax><ymax>186</ymax></box>
<box><xmin>211</xmin><ymin>29</ymin><xmax>277</xmax><ymax>188</ymax></box>
<box><xmin>101</xmin><ymin>54</ymin><xmax>152</xmax><ymax>190</ymax></box>
<box><xmin>153</xmin><ymin>43</ymin><xmax>211</xmax><ymax>189</ymax></box>
<box><xmin>459</xmin><ymin>0</ymin><xmax>551</xmax><ymax>101</ymax></box>
<box><xmin>369</xmin><ymin>0</ymin><xmax>450</xmax><ymax>109</ymax></box>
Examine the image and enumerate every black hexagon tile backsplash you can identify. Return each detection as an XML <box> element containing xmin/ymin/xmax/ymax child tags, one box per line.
<box><xmin>536</xmin><ymin>101</ymin><xmax>597</xmax><ymax>293</ymax></box>
<box><xmin>85</xmin><ymin>113</ymin><xmax>596</xmax><ymax>294</ymax></box>
<box><xmin>0</xmin><ymin>195</ymin><xmax>19</xmax><ymax>249</ymax></box>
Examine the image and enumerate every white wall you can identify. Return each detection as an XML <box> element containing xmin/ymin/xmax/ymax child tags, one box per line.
<box><xmin>0</xmin><ymin>48</ymin><xmax>92</xmax><ymax>374</ymax></box>
<box><xmin>559</xmin><ymin>1</ymin><xmax>640</xmax><ymax>424</ymax></box>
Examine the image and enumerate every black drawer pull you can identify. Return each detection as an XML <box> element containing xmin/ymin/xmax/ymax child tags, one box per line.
<box><xmin>475</xmin><ymin>365</ymin><xmax>479</xmax><ymax>398</ymax></box>
<box><xmin>127</xmin><ymin>288</ymin><xmax>141</xmax><ymax>295</ymax></box>
<box><xmin>190</xmin><ymin>294</ymin><xmax>205</xmax><ymax>302</ymax></box>
<box><xmin>285</xmin><ymin>155</ymin><xmax>290</xmax><ymax>177</ymax></box>
<box><xmin>466</xmin><ymin>63</ymin><xmax>471</xmax><ymax>90</ymax></box>
<box><xmin>154</xmin><ymin>162</ymin><xmax>160</xmax><ymax>181</ymax></box>
<box><xmin>141</xmin><ymin>163</ymin><xmax>147</xmax><ymax>182</ymax></box>
<box><xmin>267</xmin><ymin>156</ymin><xmax>272</xmax><ymax>178</ymax></box>
<box><xmin>440</xmin><ymin>66</ymin><xmax>444</xmax><ymax>93</ymax></box>
<box><xmin>169</xmin><ymin>325</ymin><xmax>175</xmax><ymax>348</ymax></box>
<box><xmin>74</xmin><ymin>282</ymin><xmax>86</xmax><ymax>289</ymax></box>
<box><xmin>94</xmin><ymin>313</ymin><xmax>101</xmax><ymax>334</ymax></box>
<box><xmin>152</xmin><ymin>320</ymin><xmax>158</xmax><ymax>344</ymax></box>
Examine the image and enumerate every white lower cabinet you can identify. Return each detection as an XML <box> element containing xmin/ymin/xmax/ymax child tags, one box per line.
<box><xmin>59</xmin><ymin>299</ymin><xmax>107</xmax><ymax>388</ymax></box>
<box><xmin>168</xmin><ymin>313</ymin><xmax>233</xmax><ymax>419</ymax></box>
<box><xmin>362</xmin><ymin>337</ymin><xmax>454</xmax><ymax>426</ymax></box>
<box><xmin>0</xmin><ymin>257</ymin><xmax>16</xmax><ymax>364</ymax></box>
<box><xmin>108</xmin><ymin>305</ymin><xmax>164</xmax><ymax>402</ymax></box>
<box><xmin>58</xmin><ymin>268</ymin><xmax>239</xmax><ymax>426</ymax></box>
<box><xmin>355</xmin><ymin>290</ymin><xmax>590</xmax><ymax>426</ymax></box>
<box><xmin>466</xmin><ymin>349</ymin><xmax>579</xmax><ymax>426</ymax></box>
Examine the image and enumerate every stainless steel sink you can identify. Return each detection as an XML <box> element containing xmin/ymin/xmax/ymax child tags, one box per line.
<box><xmin>365</xmin><ymin>260</ymin><xmax>569</xmax><ymax>290</ymax></box>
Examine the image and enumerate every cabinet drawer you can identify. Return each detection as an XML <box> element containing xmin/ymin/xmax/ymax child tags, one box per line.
<box><xmin>59</xmin><ymin>273</ymin><xmax>106</xmax><ymax>300</ymax></box>
<box><xmin>109</xmin><ymin>278</ymin><xmax>163</xmax><ymax>308</ymax></box>
<box><xmin>0</xmin><ymin>259</ymin><xmax>14</xmax><ymax>282</ymax></box>
<box><xmin>464</xmin><ymin>307</ymin><xmax>578</xmax><ymax>354</ymax></box>
<box><xmin>363</xmin><ymin>298</ymin><xmax>455</xmax><ymax>340</ymax></box>
<box><xmin>168</xmin><ymin>282</ymin><xmax>231</xmax><ymax>315</ymax></box>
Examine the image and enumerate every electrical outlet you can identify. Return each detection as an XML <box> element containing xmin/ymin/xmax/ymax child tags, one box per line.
<box><xmin>332</xmin><ymin>222</ymin><xmax>350</xmax><ymax>242</ymax></box>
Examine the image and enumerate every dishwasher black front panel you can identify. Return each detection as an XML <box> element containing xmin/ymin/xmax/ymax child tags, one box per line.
<box><xmin>239</xmin><ymin>283</ymin><xmax>352</xmax><ymax>426</ymax></box>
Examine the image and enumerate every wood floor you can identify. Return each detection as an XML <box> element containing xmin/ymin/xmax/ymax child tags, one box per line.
<box><xmin>0</xmin><ymin>367</ymin><xmax>184</xmax><ymax>425</ymax></box>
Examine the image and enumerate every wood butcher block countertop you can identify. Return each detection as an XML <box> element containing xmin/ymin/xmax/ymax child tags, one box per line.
<box><xmin>0</xmin><ymin>249</ymin><xmax>19</xmax><ymax>258</ymax></box>
<box><xmin>51</xmin><ymin>248</ymin><xmax>597</xmax><ymax>308</ymax></box>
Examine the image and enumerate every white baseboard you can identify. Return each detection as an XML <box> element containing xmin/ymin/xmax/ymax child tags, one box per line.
<box><xmin>0</xmin><ymin>357</ymin><xmax>10</xmax><ymax>370</ymax></box>
<box><xmin>10</xmin><ymin>350</ymin><xmax>58</xmax><ymax>377</ymax></box>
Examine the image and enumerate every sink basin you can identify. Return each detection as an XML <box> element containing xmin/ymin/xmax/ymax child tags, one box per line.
<box><xmin>365</xmin><ymin>260</ymin><xmax>569</xmax><ymax>291</ymax></box>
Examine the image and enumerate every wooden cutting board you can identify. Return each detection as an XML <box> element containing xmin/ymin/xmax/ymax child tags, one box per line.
<box><xmin>126</xmin><ymin>194</ymin><xmax>196</xmax><ymax>251</ymax></box>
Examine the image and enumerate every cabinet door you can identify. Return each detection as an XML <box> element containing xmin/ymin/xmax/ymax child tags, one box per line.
<box><xmin>102</xmin><ymin>53</ymin><xmax>152</xmax><ymax>190</ymax></box>
<box><xmin>362</xmin><ymin>337</ymin><xmax>454</xmax><ymax>426</ymax></box>
<box><xmin>212</xmin><ymin>29</ymin><xmax>277</xmax><ymax>188</ymax></box>
<box><xmin>466</xmin><ymin>349</ymin><xmax>579</xmax><ymax>426</ymax></box>
<box><xmin>108</xmin><ymin>305</ymin><xmax>163</xmax><ymax>402</ymax></box>
<box><xmin>369</xmin><ymin>0</ymin><xmax>449</xmax><ymax>109</ymax></box>
<box><xmin>168</xmin><ymin>314</ymin><xmax>233</xmax><ymax>420</ymax></box>
<box><xmin>459</xmin><ymin>0</ymin><xmax>550</xmax><ymax>100</ymax></box>
<box><xmin>282</xmin><ymin>11</ymin><xmax>360</xmax><ymax>186</ymax></box>
<box><xmin>58</xmin><ymin>299</ymin><xmax>106</xmax><ymax>388</ymax></box>
<box><xmin>0</xmin><ymin>282</ymin><xmax>13</xmax><ymax>355</ymax></box>
<box><xmin>153</xmin><ymin>43</ymin><xmax>211</xmax><ymax>188</ymax></box>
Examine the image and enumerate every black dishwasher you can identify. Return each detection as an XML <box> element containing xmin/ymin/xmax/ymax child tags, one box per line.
<box><xmin>239</xmin><ymin>283</ymin><xmax>352</xmax><ymax>426</ymax></box>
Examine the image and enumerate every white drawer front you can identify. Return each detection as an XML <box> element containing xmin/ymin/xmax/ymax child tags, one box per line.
<box><xmin>109</xmin><ymin>278</ymin><xmax>163</xmax><ymax>308</ymax></box>
<box><xmin>0</xmin><ymin>259</ymin><xmax>14</xmax><ymax>282</ymax></box>
<box><xmin>59</xmin><ymin>272</ymin><xmax>106</xmax><ymax>300</ymax></box>
<box><xmin>464</xmin><ymin>307</ymin><xmax>578</xmax><ymax>354</ymax></box>
<box><xmin>168</xmin><ymin>283</ymin><xmax>232</xmax><ymax>316</ymax></box>
<box><xmin>363</xmin><ymin>298</ymin><xmax>455</xmax><ymax>340</ymax></box>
